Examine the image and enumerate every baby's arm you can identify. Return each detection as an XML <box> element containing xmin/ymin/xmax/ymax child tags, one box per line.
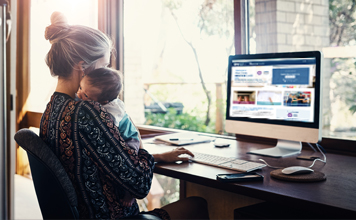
<box><xmin>129</xmin><ymin>116</ymin><xmax>143</xmax><ymax>150</ymax></box>
<box><xmin>104</xmin><ymin>99</ymin><xmax>142</xmax><ymax>152</ymax></box>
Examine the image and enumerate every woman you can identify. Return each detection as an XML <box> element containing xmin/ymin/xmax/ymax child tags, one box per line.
<box><xmin>40</xmin><ymin>12</ymin><xmax>209</xmax><ymax>220</ymax></box>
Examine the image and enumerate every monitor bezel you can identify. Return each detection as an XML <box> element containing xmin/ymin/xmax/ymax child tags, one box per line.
<box><xmin>226</xmin><ymin>51</ymin><xmax>322</xmax><ymax>129</ymax></box>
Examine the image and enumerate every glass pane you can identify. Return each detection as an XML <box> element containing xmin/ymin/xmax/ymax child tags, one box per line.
<box><xmin>249</xmin><ymin>0</ymin><xmax>356</xmax><ymax>141</ymax></box>
<box><xmin>124</xmin><ymin>0</ymin><xmax>234</xmax><ymax>135</ymax></box>
<box><xmin>29</xmin><ymin>0</ymin><xmax>98</xmax><ymax>113</ymax></box>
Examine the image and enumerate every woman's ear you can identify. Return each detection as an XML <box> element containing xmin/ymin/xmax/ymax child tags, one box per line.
<box><xmin>78</xmin><ymin>61</ymin><xmax>85</xmax><ymax>72</ymax></box>
<box><xmin>75</xmin><ymin>61</ymin><xmax>86</xmax><ymax>78</ymax></box>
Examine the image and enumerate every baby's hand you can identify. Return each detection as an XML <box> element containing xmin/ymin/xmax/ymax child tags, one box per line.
<box><xmin>121</xmin><ymin>198</ymin><xmax>135</xmax><ymax>207</ymax></box>
<box><xmin>121</xmin><ymin>192</ymin><xmax>136</xmax><ymax>207</ymax></box>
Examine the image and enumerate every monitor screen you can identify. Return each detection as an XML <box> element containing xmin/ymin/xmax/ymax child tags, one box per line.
<box><xmin>225</xmin><ymin>51</ymin><xmax>322</xmax><ymax>146</ymax></box>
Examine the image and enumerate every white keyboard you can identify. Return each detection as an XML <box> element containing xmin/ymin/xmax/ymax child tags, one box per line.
<box><xmin>190</xmin><ymin>152</ymin><xmax>266</xmax><ymax>172</ymax></box>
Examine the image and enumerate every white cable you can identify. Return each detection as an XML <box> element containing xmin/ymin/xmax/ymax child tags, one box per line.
<box><xmin>258</xmin><ymin>143</ymin><xmax>326</xmax><ymax>169</ymax></box>
<box><xmin>306</xmin><ymin>143</ymin><xmax>326</xmax><ymax>168</ymax></box>
<box><xmin>307</xmin><ymin>142</ymin><xmax>317</xmax><ymax>152</ymax></box>
<box><xmin>258</xmin><ymin>159</ymin><xmax>284</xmax><ymax>169</ymax></box>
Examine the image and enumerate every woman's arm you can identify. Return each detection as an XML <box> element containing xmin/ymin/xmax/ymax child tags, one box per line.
<box><xmin>76</xmin><ymin>101</ymin><xmax>155</xmax><ymax>199</ymax></box>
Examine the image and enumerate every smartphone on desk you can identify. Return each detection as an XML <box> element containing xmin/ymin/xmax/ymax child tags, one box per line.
<box><xmin>216</xmin><ymin>172</ymin><xmax>264</xmax><ymax>182</ymax></box>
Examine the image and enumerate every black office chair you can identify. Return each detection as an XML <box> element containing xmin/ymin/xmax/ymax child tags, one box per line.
<box><xmin>14</xmin><ymin>128</ymin><xmax>80</xmax><ymax>219</ymax></box>
<box><xmin>14</xmin><ymin>128</ymin><xmax>162</xmax><ymax>220</ymax></box>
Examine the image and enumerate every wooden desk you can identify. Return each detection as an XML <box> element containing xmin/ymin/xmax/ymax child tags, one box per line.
<box><xmin>143</xmin><ymin>137</ymin><xmax>356</xmax><ymax>219</ymax></box>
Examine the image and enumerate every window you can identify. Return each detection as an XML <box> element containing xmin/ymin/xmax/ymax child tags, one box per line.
<box><xmin>123</xmin><ymin>0</ymin><xmax>356</xmax><ymax>143</ymax></box>
<box><xmin>28</xmin><ymin>0</ymin><xmax>98</xmax><ymax>113</ymax></box>
<box><xmin>123</xmin><ymin>0</ymin><xmax>235</xmax><ymax>207</ymax></box>
<box><xmin>124</xmin><ymin>0</ymin><xmax>234</xmax><ymax>135</ymax></box>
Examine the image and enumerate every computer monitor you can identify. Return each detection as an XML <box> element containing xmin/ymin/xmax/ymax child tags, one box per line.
<box><xmin>225</xmin><ymin>51</ymin><xmax>322</xmax><ymax>157</ymax></box>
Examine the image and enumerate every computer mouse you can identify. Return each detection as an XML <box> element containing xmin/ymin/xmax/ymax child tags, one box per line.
<box><xmin>281</xmin><ymin>166</ymin><xmax>314</xmax><ymax>175</ymax></box>
<box><xmin>213</xmin><ymin>139</ymin><xmax>230</xmax><ymax>148</ymax></box>
<box><xmin>214</xmin><ymin>142</ymin><xmax>230</xmax><ymax>148</ymax></box>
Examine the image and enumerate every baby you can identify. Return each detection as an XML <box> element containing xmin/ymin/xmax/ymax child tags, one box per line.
<box><xmin>76</xmin><ymin>67</ymin><xmax>141</xmax><ymax>207</ymax></box>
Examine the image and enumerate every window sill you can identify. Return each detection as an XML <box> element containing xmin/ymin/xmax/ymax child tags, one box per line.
<box><xmin>138</xmin><ymin>125</ymin><xmax>356</xmax><ymax>156</ymax></box>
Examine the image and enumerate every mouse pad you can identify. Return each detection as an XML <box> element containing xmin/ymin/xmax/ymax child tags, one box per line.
<box><xmin>270</xmin><ymin>169</ymin><xmax>326</xmax><ymax>182</ymax></box>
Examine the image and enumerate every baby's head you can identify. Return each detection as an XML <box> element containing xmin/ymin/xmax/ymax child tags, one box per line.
<box><xmin>77</xmin><ymin>67</ymin><xmax>122</xmax><ymax>104</ymax></box>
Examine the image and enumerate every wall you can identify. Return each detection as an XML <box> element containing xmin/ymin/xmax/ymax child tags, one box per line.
<box><xmin>255</xmin><ymin>0</ymin><xmax>329</xmax><ymax>53</ymax></box>
<box><xmin>254</xmin><ymin>0</ymin><xmax>331</xmax><ymax>129</ymax></box>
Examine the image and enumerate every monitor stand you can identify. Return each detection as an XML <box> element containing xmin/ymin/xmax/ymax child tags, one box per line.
<box><xmin>248</xmin><ymin>139</ymin><xmax>302</xmax><ymax>158</ymax></box>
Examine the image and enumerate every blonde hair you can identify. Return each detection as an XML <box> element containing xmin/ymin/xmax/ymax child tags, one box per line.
<box><xmin>45</xmin><ymin>11</ymin><xmax>113</xmax><ymax>78</ymax></box>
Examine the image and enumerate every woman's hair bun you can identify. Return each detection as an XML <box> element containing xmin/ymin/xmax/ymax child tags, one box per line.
<box><xmin>45</xmin><ymin>11</ymin><xmax>70</xmax><ymax>43</ymax></box>
<box><xmin>50</xmin><ymin>11</ymin><xmax>68</xmax><ymax>26</ymax></box>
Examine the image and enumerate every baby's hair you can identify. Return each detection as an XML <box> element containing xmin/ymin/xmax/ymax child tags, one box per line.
<box><xmin>45</xmin><ymin>11</ymin><xmax>114</xmax><ymax>78</ymax></box>
<box><xmin>85</xmin><ymin>68</ymin><xmax>122</xmax><ymax>103</ymax></box>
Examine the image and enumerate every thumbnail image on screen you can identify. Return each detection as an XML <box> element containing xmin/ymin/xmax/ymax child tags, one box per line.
<box><xmin>284</xmin><ymin>91</ymin><xmax>311</xmax><ymax>107</ymax></box>
<box><xmin>256</xmin><ymin>90</ymin><xmax>282</xmax><ymax>106</ymax></box>
<box><xmin>233</xmin><ymin>91</ymin><xmax>256</xmax><ymax>104</ymax></box>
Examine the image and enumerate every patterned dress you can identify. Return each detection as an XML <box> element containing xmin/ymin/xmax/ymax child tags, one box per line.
<box><xmin>40</xmin><ymin>92</ymin><xmax>169</xmax><ymax>219</ymax></box>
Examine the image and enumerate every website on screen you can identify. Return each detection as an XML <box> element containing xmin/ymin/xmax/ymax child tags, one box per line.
<box><xmin>229</xmin><ymin>57</ymin><xmax>316</xmax><ymax>122</ymax></box>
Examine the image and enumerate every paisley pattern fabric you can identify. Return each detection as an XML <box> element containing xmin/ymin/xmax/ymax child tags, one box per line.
<box><xmin>40</xmin><ymin>92</ymin><xmax>168</xmax><ymax>219</ymax></box>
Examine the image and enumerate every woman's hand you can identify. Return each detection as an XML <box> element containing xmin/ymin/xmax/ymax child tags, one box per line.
<box><xmin>153</xmin><ymin>147</ymin><xmax>194</xmax><ymax>163</ymax></box>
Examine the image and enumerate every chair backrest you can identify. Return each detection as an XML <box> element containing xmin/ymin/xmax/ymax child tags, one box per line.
<box><xmin>14</xmin><ymin>128</ymin><xmax>79</xmax><ymax>219</ymax></box>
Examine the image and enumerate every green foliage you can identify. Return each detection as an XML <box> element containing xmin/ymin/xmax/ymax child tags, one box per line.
<box><xmin>329</xmin><ymin>0</ymin><xmax>356</xmax><ymax>46</ymax></box>
<box><xmin>161</xmin><ymin>0</ymin><xmax>234</xmax><ymax>126</ymax></box>
<box><xmin>145</xmin><ymin>108</ymin><xmax>215</xmax><ymax>133</ymax></box>
<box><xmin>329</xmin><ymin>1</ymin><xmax>356</xmax><ymax>117</ymax></box>
<box><xmin>330</xmin><ymin>58</ymin><xmax>356</xmax><ymax>116</ymax></box>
